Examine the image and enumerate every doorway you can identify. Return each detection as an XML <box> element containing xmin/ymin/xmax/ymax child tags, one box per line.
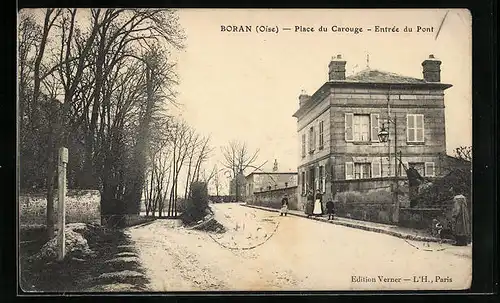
<box><xmin>309</xmin><ymin>167</ymin><xmax>315</xmax><ymax>192</ymax></box>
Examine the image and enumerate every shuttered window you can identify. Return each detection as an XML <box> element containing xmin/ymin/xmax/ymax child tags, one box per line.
<box><xmin>319</xmin><ymin>166</ymin><xmax>324</xmax><ymax>192</ymax></box>
<box><xmin>301</xmin><ymin>133</ymin><xmax>306</xmax><ymax>157</ymax></box>
<box><xmin>370</xmin><ymin>114</ymin><xmax>380</xmax><ymax>142</ymax></box>
<box><xmin>354</xmin><ymin>163</ymin><xmax>371</xmax><ymax>179</ymax></box>
<box><xmin>345</xmin><ymin>162</ymin><xmax>354</xmax><ymax>180</ymax></box>
<box><xmin>372</xmin><ymin>161</ymin><xmax>381</xmax><ymax>178</ymax></box>
<box><xmin>319</xmin><ymin>121</ymin><xmax>324</xmax><ymax>149</ymax></box>
<box><xmin>309</xmin><ymin>127</ymin><xmax>315</xmax><ymax>153</ymax></box>
<box><xmin>407</xmin><ymin>114</ymin><xmax>425</xmax><ymax>142</ymax></box>
<box><xmin>346</xmin><ymin>113</ymin><xmax>379</xmax><ymax>142</ymax></box>
<box><xmin>425</xmin><ymin>162</ymin><xmax>435</xmax><ymax>177</ymax></box>
<box><xmin>345</xmin><ymin>113</ymin><xmax>354</xmax><ymax>142</ymax></box>
<box><xmin>353</xmin><ymin>115</ymin><xmax>370</xmax><ymax>142</ymax></box>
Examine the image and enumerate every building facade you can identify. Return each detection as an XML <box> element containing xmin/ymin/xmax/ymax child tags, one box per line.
<box><xmin>292</xmin><ymin>54</ymin><xmax>452</xmax><ymax>210</ymax></box>
<box><xmin>245</xmin><ymin>172</ymin><xmax>298</xmax><ymax>203</ymax></box>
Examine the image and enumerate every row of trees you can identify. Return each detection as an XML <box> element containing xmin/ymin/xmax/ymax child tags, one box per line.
<box><xmin>18</xmin><ymin>8</ymin><xmax>186</xmax><ymax>237</ymax></box>
<box><xmin>143</xmin><ymin>120</ymin><xmax>215</xmax><ymax>217</ymax></box>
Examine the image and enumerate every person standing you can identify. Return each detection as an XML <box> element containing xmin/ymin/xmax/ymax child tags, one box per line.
<box><xmin>280</xmin><ymin>193</ymin><xmax>289</xmax><ymax>216</ymax></box>
<box><xmin>313</xmin><ymin>189</ymin><xmax>323</xmax><ymax>216</ymax></box>
<box><xmin>451</xmin><ymin>194</ymin><xmax>471</xmax><ymax>246</ymax></box>
<box><xmin>405</xmin><ymin>163</ymin><xmax>425</xmax><ymax>207</ymax></box>
<box><xmin>305</xmin><ymin>189</ymin><xmax>314</xmax><ymax>217</ymax></box>
<box><xmin>326</xmin><ymin>199</ymin><xmax>335</xmax><ymax>220</ymax></box>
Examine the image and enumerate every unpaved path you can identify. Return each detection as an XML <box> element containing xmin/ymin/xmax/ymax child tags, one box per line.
<box><xmin>127</xmin><ymin>203</ymin><xmax>472</xmax><ymax>291</ymax></box>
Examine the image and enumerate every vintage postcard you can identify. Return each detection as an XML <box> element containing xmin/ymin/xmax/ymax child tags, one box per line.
<box><xmin>18</xmin><ymin>8</ymin><xmax>472</xmax><ymax>292</ymax></box>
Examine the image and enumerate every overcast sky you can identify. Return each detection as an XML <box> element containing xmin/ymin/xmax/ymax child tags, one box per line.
<box><xmin>172</xmin><ymin>9</ymin><xmax>472</xmax><ymax>184</ymax></box>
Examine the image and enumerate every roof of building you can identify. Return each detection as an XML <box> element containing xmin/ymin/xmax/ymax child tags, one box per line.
<box><xmin>345</xmin><ymin>68</ymin><xmax>426</xmax><ymax>84</ymax></box>
<box><xmin>292</xmin><ymin>68</ymin><xmax>452</xmax><ymax>118</ymax></box>
<box><xmin>245</xmin><ymin>171</ymin><xmax>297</xmax><ymax>178</ymax></box>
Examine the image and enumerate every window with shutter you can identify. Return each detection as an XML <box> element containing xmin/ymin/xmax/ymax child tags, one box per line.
<box><xmin>402</xmin><ymin>162</ymin><xmax>409</xmax><ymax>177</ymax></box>
<box><xmin>371</xmin><ymin>161</ymin><xmax>381</xmax><ymax>178</ymax></box>
<box><xmin>354</xmin><ymin>163</ymin><xmax>371</xmax><ymax>179</ymax></box>
<box><xmin>345</xmin><ymin>113</ymin><xmax>354</xmax><ymax>142</ymax></box>
<box><xmin>345</xmin><ymin>162</ymin><xmax>354</xmax><ymax>180</ymax></box>
<box><xmin>301</xmin><ymin>134</ymin><xmax>306</xmax><ymax>157</ymax></box>
<box><xmin>319</xmin><ymin>166</ymin><xmax>324</xmax><ymax>192</ymax></box>
<box><xmin>407</xmin><ymin>114</ymin><xmax>425</xmax><ymax>143</ymax></box>
<box><xmin>319</xmin><ymin>121</ymin><xmax>324</xmax><ymax>149</ymax></box>
<box><xmin>315</xmin><ymin>166</ymin><xmax>319</xmax><ymax>190</ymax></box>
<box><xmin>425</xmin><ymin>162</ymin><xmax>435</xmax><ymax>177</ymax></box>
<box><xmin>371</xmin><ymin>114</ymin><xmax>379</xmax><ymax>142</ymax></box>
<box><xmin>416</xmin><ymin>115</ymin><xmax>424</xmax><ymax>142</ymax></box>
<box><xmin>309</xmin><ymin>127</ymin><xmax>315</xmax><ymax>153</ymax></box>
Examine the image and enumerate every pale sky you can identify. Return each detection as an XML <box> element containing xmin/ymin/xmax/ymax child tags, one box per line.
<box><xmin>21</xmin><ymin>8</ymin><xmax>472</xmax><ymax>195</ymax></box>
<box><xmin>172</xmin><ymin>9</ymin><xmax>472</xmax><ymax>180</ymax></box>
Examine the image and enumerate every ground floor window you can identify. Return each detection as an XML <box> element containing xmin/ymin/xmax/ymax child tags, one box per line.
<box><xmin>354</xmin><ymin>163</ymin><xmax>371</xmax><ymax>179</ymax></box>
<box><xmin>345</xmin><ymin>162</ymin><xmax>372</xmax><ymax>180</ymax></box>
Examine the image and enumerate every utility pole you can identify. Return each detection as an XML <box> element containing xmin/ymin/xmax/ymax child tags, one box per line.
<box><xmin>57</xmin><ymin>147</ymin><xmax>68</xmax><ymax>261</ymax></box>
<box><xmin>393</xmin><ymin>117</ymin><xmax>400</xmax><ymax>223</ymax></box>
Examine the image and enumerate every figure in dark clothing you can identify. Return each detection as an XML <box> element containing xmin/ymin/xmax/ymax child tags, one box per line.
<box><xmin>305</xmin><ymin>189</ymin><xmax>314</xmax><ymax>217</ymax></box>
<box><xmin>280</xmin><ymin>194</ymin><xmax>289</xmax><ymax>216</ymax></box>
<box><xmin>451</xmin><ymin>194</ymin><xmax>471</xmax><ymax>246</ymax></box>
<box><xmin>326</xmin><ymin>200</ymin><xmax>335</xmax><ymax>220</ymax></box>
<box><xmin>405</xmin><ymin>163</ymin><xmax>425</xmax><ymax>207</ymax></box>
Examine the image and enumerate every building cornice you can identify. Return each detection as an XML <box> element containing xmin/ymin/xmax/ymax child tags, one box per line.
<box><xmin>292</xmin><ymin>81</ymin><xmax>452</xmax><ymax>119</ymax></box>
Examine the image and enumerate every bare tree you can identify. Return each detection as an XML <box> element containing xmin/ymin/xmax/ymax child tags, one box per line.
<box><xmin>454</xmin><ymin>146</ymin><xmax>472</xmax><ymax>162</ymax></box>
<box><xmin>220</xmin><ymin>140</ymin><xmax>265</xmax><ymax>201</ymax></box>
<box><xmin>18</xmin><ymin>8</ymin><xmax>186</xmax><ymax>234</ymax></box>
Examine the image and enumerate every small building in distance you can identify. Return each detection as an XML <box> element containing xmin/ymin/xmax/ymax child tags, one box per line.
<box><xmin>244</xmin><ymin>171</ymin><xmax>298</xmax><ymax>203</ymax></box>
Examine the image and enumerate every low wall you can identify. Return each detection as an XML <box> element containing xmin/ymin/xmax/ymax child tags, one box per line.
<box><xmin>334</xmin><ymin>201</ymin><xmax>395</xmax><ymax>224</ymax></box>
<box><xmin>399</xmin><ymin>202</ymin><xmax>455</xmax><ymax>230</ymax></box>
<box><xmin>20</xmin><ymin>190</ymin><xmax>101</xmax><ymax>227</ymax></box>
<box><xmin>249</xmin><ymin>186</ymin><xmax>298</xmax><ymax>210</ymax></box>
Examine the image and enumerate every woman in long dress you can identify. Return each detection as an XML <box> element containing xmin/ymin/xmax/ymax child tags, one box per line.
<box><xmin>313</xmin><ymin>189</ymin><xmax>323</xmax><ymax>216</ymax></box>
<box><xmin>451</xmin><ymin>194</ymin><xmax>471</xmax><ymax>246</ymax></box>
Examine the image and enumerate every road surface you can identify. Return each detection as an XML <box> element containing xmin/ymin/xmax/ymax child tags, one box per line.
<box><xmin>127</xmin><ymin>203</ymin><xmax>472</xmax><ymax>291</ymax></box>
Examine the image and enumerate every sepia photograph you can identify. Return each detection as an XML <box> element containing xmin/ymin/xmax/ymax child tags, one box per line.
<box><xmin>18</xmin><ymin>8</ymin><xmax>473</xmax><ymax>292</ymax></box>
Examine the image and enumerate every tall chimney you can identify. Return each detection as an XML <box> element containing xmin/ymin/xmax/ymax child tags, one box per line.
<box><xmin>299</xmin><ymin>89</ymin><xmax>310</xmax><ymax>107</ymax></box>
<box><xmin>422</xmin><ymin>54</ymin><xmax>442</xmax><ymax>82</ymax></box>
<box><xmin>328</xmin><ymin>54</ymin><xmax>346</xmax><ymax>81</ymax></box>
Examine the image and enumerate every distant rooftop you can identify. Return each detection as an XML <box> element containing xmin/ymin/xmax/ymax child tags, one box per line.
<box><xmin>344</xmin><ymin>68</ymin><xmax>426</xmax><ymax>84</ymax></box>
<box><xmin>245</xmin><ymin>171</ymin><xmax>297</xmax><ymax>178</ymax></box>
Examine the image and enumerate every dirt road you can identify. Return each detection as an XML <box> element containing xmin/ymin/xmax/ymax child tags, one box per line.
<box><xmin>127</xmin><ymin>203</ymin><xmax>472</xmax><ymax>291</ymax></box>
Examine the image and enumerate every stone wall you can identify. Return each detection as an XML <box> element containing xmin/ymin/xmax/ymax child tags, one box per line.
<box><xmin>399</xmin><ymin>202</ymin><xmax>455</xmax><ymax>230</ymax></box>
<box><xmin>330</xmin><ymin>181</ymin><xmax>412</xmax><ymax>225</ymax></box>
<box><xmin>20</xmin><ymin>190</ymin><xmax>101</xmax><ymax>227</ymax></box>
<box><xmin>334</xmin><ymin>201</ymin><xmax>395</xmax><ymax>224</ymax></box>
<box><xmin>250</xmin><ymin>186</ymin><xmax>298</xmax><ymax>210</ymax></box>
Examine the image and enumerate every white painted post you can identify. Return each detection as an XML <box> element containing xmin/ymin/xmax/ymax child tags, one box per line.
<box><xmin>57</xmin><ymin>147</ymin><xmax>68</xmax><ymax>261</ymax></box>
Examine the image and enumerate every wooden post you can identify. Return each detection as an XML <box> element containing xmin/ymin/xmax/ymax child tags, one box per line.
<box><xmin>57</xmin><ymin>147</ymin><xmax>68</xmax><ymax>261</ymax></box>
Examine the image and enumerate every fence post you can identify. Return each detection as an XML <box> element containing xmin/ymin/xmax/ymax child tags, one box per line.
<box><xmin>57</xmin><ymin>147</ymin><xmax>68</xmax><ymax>261</ymax></box>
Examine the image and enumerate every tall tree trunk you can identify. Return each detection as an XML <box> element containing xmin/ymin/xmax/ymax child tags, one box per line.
<box><xmin>45</xmin><ymin>99</ymin><xmax>60</xmax><ymax>239</ymax></box>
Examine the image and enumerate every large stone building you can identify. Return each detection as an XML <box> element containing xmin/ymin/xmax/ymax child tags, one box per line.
<box><xmin>292</xmin><ymin>54</ymin><xmax>452</xmax><ymax>210</ymax></box>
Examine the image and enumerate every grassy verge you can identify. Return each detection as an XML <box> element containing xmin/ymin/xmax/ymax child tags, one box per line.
<box><xmin>20</xmin><ymin>225</ymin><xmax>149</xmax><ymax>292</ymax></box>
